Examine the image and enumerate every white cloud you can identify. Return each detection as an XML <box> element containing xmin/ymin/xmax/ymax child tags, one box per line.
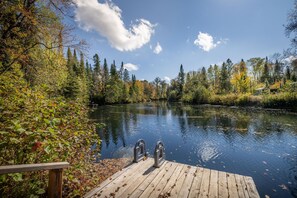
<box><xmin>194</xmin><ymin>32</ymin><xmax>226</xmax><ymax>52</ymax></box>
<box><xmin>164</xmin><ymin>76</ymin><xmax>171</xmax><ymax>83</ymax></box>
<box><xmin>153</xmin><ymin>42</ymin><xmax>162</xmax><ymax>54</ymax></box>
<box><xmin>123</xmin><ymin>63</ymin><xmax>139</xmax><ymax>71</ymax></box>
<box><xmin>283</xmin><ymin>55</ymin><xmax>297</xmax><ymax>63</ymax></box>
<box><xmin>73</xmin><ymin>0</ymin><xmax>155</xmax><ymax>51</ymax></box>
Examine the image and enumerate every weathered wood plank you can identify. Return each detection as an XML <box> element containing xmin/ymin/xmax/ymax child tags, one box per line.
<box><xmin>84</xmin><ymin>161</ymin><xmax>139</xmax><ymax>198</ymax></box>
<box><xmin>118</xmin><ymin>160</ymin><xmax>170</xmax><ymax>197</ymax></box>
<box><xmin>170</xmin><ymin>165</ymin><xmax>192</xmax><ymax>198</ymax></box>
<box><xmin>235</xmin><ymin>174</ymin><xmax>249</xmax><ymax>198</ymax></box>
<box><xmin>218</xmin><ymin>171</ymin><xmax>229</xmax><ymax>198</ymax></box>
<box><xmin>188</xmin><ymin>167</ymin><xmax>204</xmax><ymax>198</ymax></box>
<box><xmin>102</xmin><ymin>159</ymin><xmax>152</xmax><ymax>197</ymax></box>
<box><xmin>158</xmin><ymin>163</ymin><xmax>184</xmax><ymax>197</ymax></box>
<box><xmin>227</xmin><ymin>173</ymin><xmax>239</xmax><ymax>198</ymax></box>
<box><xmin>198</xmin><ymin>168</ymin><xmax>211</xmax><ymax>198</ymax></box>
<box><xmin>0</xmin><ymin>162</ymin><xmax>69</xmax><ymax>174</ymax></box>
<box><xmin>85</xmin><ymin>159</ymin><xmax>260</xmax><ymax>198</ymax></box>
<box><xmin>177</xmin><ymin>166</ymin><xmax>197</xmax><ymax>197</ymax></box>
<box><xmin>209</xmin><ymin>170</ymin><xmax>219</xmax><ymax>198</ymax></box>
<box><xmin>129</xmin><ymin>161</ymin><xmax>168</xmax><ymax>198</ymax></box>
<box><xmin>139</xmin><ymin>162</ymin><xmax>173</xmax><ymax>198</ymax></box>
<box><xmin>97</xmin><ymin>158</ymin><xmax>153</xmax><ymax>197</ymax></box>
<box><xmin>244</xmin><ymin>176</ymin><xmax>260</xmax><ymax>198</ymax></box>
<box><xmin>148</xmin><ymin>162</ymin><xmax>179</xmax><ymax>198</ymax></box>
<box><xmin>48</xmin><ymin>169</ymin><xmax>63</xmax><ymax>198</ymax></box>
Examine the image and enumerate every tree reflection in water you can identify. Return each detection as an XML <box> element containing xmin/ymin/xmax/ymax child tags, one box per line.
<box><xmin>91</xmin><ymin>102</ymin><xmax>297</xmax><ymax>198</ymax></box>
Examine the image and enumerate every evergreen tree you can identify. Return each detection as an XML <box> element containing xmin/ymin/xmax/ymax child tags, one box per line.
<box><xmin>103</xmin><ymin>58</ymin><xmax>109</xmax><ymax>93</ymax></box>
<box><xmin>120</xmin><ymin>62</ymin><xmax>124</xmax><ymax>80</ymax></box>
<box><xmin>261</xmin><ymin>57</ymin><xmax>271</xmax><ymax>83</ymax></box>
<box><xmin>79</xmin><ymin>52</ymin><xmax>85</xmax><ymax>77</ymax></box>
<box><xmin>178</xmin><ymin>64</ymin><xmax>185</xmax><ymax>97</ymax></box>
<box><xmin>93</xmin><ymin>54</ymin><xmax>100</xmax><ymax>74</ymax></box>
<box><xmin>123</xmin><ymin>69</ymin><xmax>130</xmax><ymax>82</ymax></box>
<box><xmin>201</xmin><ymin>67</ymin><xmax>208</xmax><ymax>88</ymax></box>
<box><xmin>207</xmin><ymin>65</ymin><xmax>214</xmax><ymax>88</ymax></box>
<box><xmin>66</xmin><ymin>47</ymin><xmax>72</xmax><ymax>71</ymax></box>
<box><xmin>286</xmin><ymin>66</ymin><xmax>291</xmax><ymax>80</ymax></box>
<box><xmin>154</xmin><ymin>77</ymin><xmax>161</xmax><ymax>99</ymax></box>
<box><xmin>213</xmin><ymin>64</ymin><xmax>220</xmax><ymax>91</ymax></box>
<box><xmin>273</xmin><ymin>60</ymin><xmax>282</xmax><ymax>82</ymax></box>
<box><xmin>226</xmin><ymin>58</ymin><xmax>233</xmax><ymax>75</ymax></box>
<box><xmin>220</xmin><ymin>62</ymin><xmax>230</xmax><ymax>93</ymax></box>
<box><xmin>73</xmin><ymin>49</ymin><xmax>79</xmax><ymax>75</ymax></box>
<box><xmin>110</xmin><ymin>60</ymin><xmax>117</xmax><ymax>77</ymax></box>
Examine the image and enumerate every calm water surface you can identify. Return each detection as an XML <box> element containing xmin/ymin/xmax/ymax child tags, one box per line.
<box><xmin>90</xmin><ymin>102</ymin><xmax>297</xmax><ymax>198</ymax></box>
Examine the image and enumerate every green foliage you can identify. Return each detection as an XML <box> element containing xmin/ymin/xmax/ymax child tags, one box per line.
<box><xmin>0</xmin><ymin>67</ymin><xmax>100</xmax><ymax>197</ymax></box>
<box><xmin>263</xmin><ymin>92</ymin><xmax>297</xmax><ymax>110</ymax></box>
<box><xmin>182</xmin><ymin>85</ymin><xmax>210</xmax><ymax>104</ymax></box>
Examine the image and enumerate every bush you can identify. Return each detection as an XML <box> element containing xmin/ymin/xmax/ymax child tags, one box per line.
<box><xmin>262</xmin><ymin>92</ymin><xmax>297</xmax><ymax>111</ymax></box>
<box><xmin>0</xmin><ymin>68</ymin><xmax>100</xmax><ymax>197</ymax></box>
<box><xmin>182</xmin><ymin>85</ymin><xmax>210</xmax><ymax>104</ymax></box>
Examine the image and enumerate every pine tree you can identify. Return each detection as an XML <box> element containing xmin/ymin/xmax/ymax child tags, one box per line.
<box><xmin>123</xmin><ymin>69</ymin><xmax>130</xmax><ymax>82</ymax></box>
<box><xmin>220</xmin><ymin>62</ymin><xmax>230</xmax><ymax>93</ymax></box>
<box><xmin>66</xmin><ymin>47</ymin><xmax>72</xmax><ymax>71</ymax></box>
<box><xmin>201</xmin><ymin>67</ymin><xmax>208</xmax><ymax>88</ymax></box>
<box><xmin>93</xmin><ymin>54</ymin><xmax>100</xmax><ymax>74</ymax></box>
<box><xmin>110</xmin><ymin>60</ymin><xmax>117</xmax><ymax>77</ymax></box>
<box><xmin>286</xmin><ymin>66</ymin><xmax>291</xmax><ymax>80</ymax></box>
<box><xmin>73</xmin><ymin>49</ymin><xmax>79</xmax><ymax>75</ymax></box>
<box><xmin>178</xmin><ymin>64</ymin><xmax>185</xmax><ymax>97</ymax></box>
<box><xmin>261</xmin><ymin>57</ymin><xmax>270</xmax><ymax>83</ymax></box>
<box><xmin>273</xmin><ymin>60</ymin><xmax>281</xmax><ymax>82</ymax></box>
<box><xmin>79</xmin><ymin>52</ymin><xmax>85</xmax><ymax>77</ymax></box>
<box><xmin>103</xmin><ymin>58</ymin><xmax>109</xmax><ymax>94</ymax></box>
<box><xmin>119</xmin><ymin>62</ymin><xmax>124</xmax><ymax>80</ymax></box>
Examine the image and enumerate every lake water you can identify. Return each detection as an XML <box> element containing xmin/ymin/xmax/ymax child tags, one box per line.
<box><xmin>90</xmin><ymin>102</ymin><xmax>297</xmax><ymax>198</ymax></box>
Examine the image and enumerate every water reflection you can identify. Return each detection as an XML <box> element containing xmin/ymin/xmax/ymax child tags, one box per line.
<box><xmin>90</xmin><ymin>102</ymin><xmax>297</xmax><ymax>198</ymax></box>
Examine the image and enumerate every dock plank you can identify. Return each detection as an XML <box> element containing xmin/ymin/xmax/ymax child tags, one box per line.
<box><xmin>188</xmin><ymin>167</ymin><xmax>204</xmax><ymax>198</ymax></box>
<box><xmin>170</xmin><ymin>165</ymin><xmax>192</xmax><ymax>198</ymax></box>
<box><xmin>139</xmin><ymin>162</ymin><xmax>173</xmax><ymax>198</ymax></box>
<box><xmin>244</xmin><ymin>176</ymin><xmax>260</xmax><ymax>198</ymax></box>
<box><xmin>177</xmin><ymin>166</ymin><xmax>197</xmax><ymax>197</ymax></box>
<box><xmin>198</xmin><ymin>168</ymin><xmax>211</xmax><ymax>198</ymax></box>
<box><xmin>218</xmin><ymin>171</ymin><xmax>229</xmax><ymax>198</ymax></box>
<box><xmin>235</xmin><ymin>174</ymin><xmax>249</xmax><ymax>198</ymax></box>
<box><xmin>85</xmin><ymin>159</ymin><xmax>260</xmax><ymax>198</ymax></box>
<box><xmin>209</xmin><ymin>170</ymin><xmax>219</xmax><ymax>198</ymax></box>
<box><xmin>148</xmin><ymin>162</ymin><xmax>179</xmax><ymax>198</ymax></box>
<box><xmin>95</xmin><ymin>158</ymin><xmax>153</xmax><ymax>197</ymax></box>
<box><xmin>159</xmin><ymin>163</ymin><xmax>185</xmax><ymax>197</ymax></box>
<box><xmin>129</xmin><ymin>161</ymin><xmax>168</xmax><ymax>198</ymax></box>
<box><xmin>227</xmin><ymin>173</ymin><xmax>239</xmax><ymax>198</ymax></box>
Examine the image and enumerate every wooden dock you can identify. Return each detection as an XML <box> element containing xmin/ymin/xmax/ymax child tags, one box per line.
<box><xmin>85</xmin><ymin>158</ymin><xmax>260</xmax><ymax>198</ymax></box>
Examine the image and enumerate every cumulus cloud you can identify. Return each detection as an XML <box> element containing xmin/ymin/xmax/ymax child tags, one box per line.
<box><xmin>73</xmin><ymin>0</ymin><xmax>155</xmax><ymax>51</ymax></box>
<box><xmin>124</xmin><ymin>63</ymin><xmax>139</xmax><ymax>71</ymax></box>
<box><xmin>164</xmin><ymin>76</ymin><xmax>171</xmax><ymax>83</ymax></box>
<box><xmin>153</xmin><ymin>42</ymin><xmax>163</xmax><ymax>54</ymax></box>
<box><xmin>283</xmin><ymin>55</ymin><xmax>297</xmax><ymax>63</ymax></box>
<box><xmin>194</xmin><ymin>32</ymin><xmax>226</xmax><ymax>52</ymax></box>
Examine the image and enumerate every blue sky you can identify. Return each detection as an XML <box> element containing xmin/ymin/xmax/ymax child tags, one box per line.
<box><xmin>71</xmin><ymin>0</ymin><xmax>293</xmax><ymax>82</ymax></box>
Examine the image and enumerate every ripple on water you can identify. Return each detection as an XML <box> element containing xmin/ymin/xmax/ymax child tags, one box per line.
<box><xmin>196</xmin><ymin>141</ymin><xmax>221</xmax><ymax>163</ymax></box>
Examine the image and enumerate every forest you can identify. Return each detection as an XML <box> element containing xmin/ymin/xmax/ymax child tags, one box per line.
<box><xmin>0</xmin><ymin>0</ymin><xmax>297</xmax><ymax>197</ymax></box>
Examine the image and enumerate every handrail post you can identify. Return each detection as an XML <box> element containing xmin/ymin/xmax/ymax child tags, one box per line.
<box><xmin>154</xmin><ymin>141</ymin><xmax>165</xmax><ymax>168</ymax></box>
<box><xmin>133</xmin><ymin>139</ymin><xmax>148</xmax><ymax>163</ymax></box>
<box><xmin>48</xmin><ymin>168</ymin><xmax>63</xmax><ymax>198</ymax></box>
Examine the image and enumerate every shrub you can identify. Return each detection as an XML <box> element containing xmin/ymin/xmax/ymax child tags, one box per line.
<box><xmin>0</xmin><ymin>68</ymin><xmax>100</xmax><ymax>197</ymax></box>
<box><xmin>262</xmin><ymin>92</ymin><xmax>297</xmax><ymax>111</ymax></box>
